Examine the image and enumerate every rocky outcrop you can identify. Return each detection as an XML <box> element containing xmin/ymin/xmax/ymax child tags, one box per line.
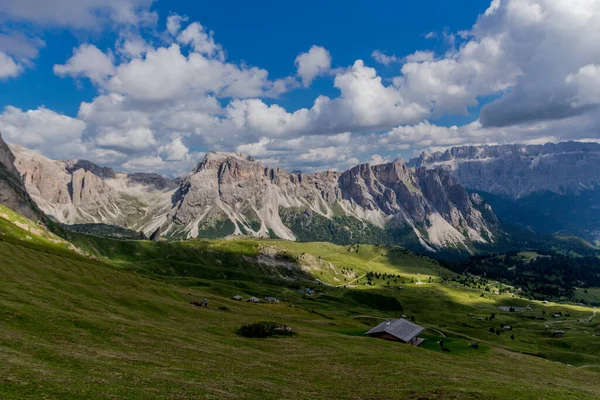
<box><xmin>408</xmin><ymin>142</ymin><xmax>600</xmax><ymax>199</ymax></box>
<box><xmin>0</xmin><ymin>134</ymin><xmax>45</xmax><ymax>222</ymax></box>
<box><xmin>149</xmin><ymin>226</ymin><xmax>161</xmax><ymax>242</ymax></box>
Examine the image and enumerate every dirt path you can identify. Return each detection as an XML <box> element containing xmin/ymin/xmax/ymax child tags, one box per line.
<box><xmin>366</xmin><ymin>250</ymin><xmax>389</xmax><ymax>267</ymax></box>
<box><xmin>587</xmin><ymin>310</ymin><xmax>597</xmax><ymax>322</ymax></box>
<box><xmin>337</xmin><ymin>273</ymin><xmax>366</xmax><ymax>287</ymax></box>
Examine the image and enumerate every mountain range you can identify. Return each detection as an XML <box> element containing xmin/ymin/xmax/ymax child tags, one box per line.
<box><xmin>0</xmin><ymin>134</ymin><xmax>495</xmax><ymax>252</ymax></box>
<box><xmin>2</xmin><ymin>133</ymin><xmax>600</xmax><ymax>252</ymax></box>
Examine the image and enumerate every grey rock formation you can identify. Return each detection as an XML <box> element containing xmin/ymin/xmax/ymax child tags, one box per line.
<box><xmin>408</xmin><ymin>142</ymin><xmax>600</xmax><ymax>199</ymax></box>
<box><xmin>163</xmin><ymin>152</ymin><xmax>496</xmax><ymax>251</ymax></box>
<box><xmin>149</xmin><ymin>226</ymin><xmax>161</xmax><ymax>242</ymax></box>
<box><xmin>9</xmin><ymin>144</ymin><xmax>176</xmax><ymax>234</ymax></box>
<box><xmin>0</xmin><ymin>134</ymin><xmax>45</xmax><ymax>221</ymax></box>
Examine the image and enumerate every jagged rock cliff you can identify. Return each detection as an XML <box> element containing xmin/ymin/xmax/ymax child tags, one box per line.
<box><xmin>0</xmin><ymin>134</ymin><xmax>45</xmax><ymax>221</ymax></box>
<box><xmin>9</xmin><ymin>144</ymin><xmax>178</xmax><ymax>233</ymax></box>
<box><xmin>162</xmin><ymin>152</ymin><xmax>496</xmax><ymax>251</ymax></box>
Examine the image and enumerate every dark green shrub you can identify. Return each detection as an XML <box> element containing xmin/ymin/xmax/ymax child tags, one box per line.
<box><xmin>238</xmin><ymin>321</ymin><xmax>297</xmax><ymax>338</ymax></box>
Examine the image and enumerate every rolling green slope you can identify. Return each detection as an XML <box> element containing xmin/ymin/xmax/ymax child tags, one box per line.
<box><xmin>1</xmin><ymin>208</ymin><xmax>600</xmax><ymax>399</ymax></box>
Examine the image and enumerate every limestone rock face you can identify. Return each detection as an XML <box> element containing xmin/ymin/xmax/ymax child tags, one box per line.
<box><xmin>164</xmin><ymin>152</ymin><xmax>495</xmax><ymax>250</ymax></box>
<box><xmin>9</xmin><ymin>144</ymin><xmax>177</xmax><ymax>234</ymax></box>
<box><xmin>409</xmin><ymin>142</ymin><xmax>600</xmax><ymax>199</ymax></box>
<box><xmin>0</xmin><ymin>134</ymin><xmax>44</xmax><ymax>221</ymax></box>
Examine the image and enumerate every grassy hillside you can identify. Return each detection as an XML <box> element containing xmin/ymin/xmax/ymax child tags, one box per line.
<box><xmin>1</xmin><ymin>207</ymin><xmax>600</xmax><ymax>399</ymax></box>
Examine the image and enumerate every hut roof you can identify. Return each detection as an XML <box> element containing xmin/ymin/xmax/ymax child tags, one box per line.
<box><xmin>365</xmin><ymin>319</ymin><xmax>424</xmax><ymax>343</ymax></box>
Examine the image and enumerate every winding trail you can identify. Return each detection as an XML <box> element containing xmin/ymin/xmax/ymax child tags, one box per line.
<box><xmin>587</xmin><ymin>310</ymin><xmax>597</xmax><ymax>322</ymax></box>
<box><xmin>366</xmin><ymin>250</ymin><xmax>390</xmax><ymax>267</ymax></box>
<box><xmin>337</xmin><ymin>273</ymin><xmax>366</xmax><ymax>288</ymax></box>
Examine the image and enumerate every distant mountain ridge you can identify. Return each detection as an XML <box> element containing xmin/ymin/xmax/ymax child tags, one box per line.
<box><xmin>408</xmin><ymin>141</ymin><xmax>600</xmax><ymax>199</ymax></box>
<box><xmin>7</xmin><ymin>146</ymin><xmax>498</xmax><ymax>252</ymax></box>
<box><xmin>409</xmin><ymin>141</ymin><xmax>600</xmax><ymax>242</ymax></box>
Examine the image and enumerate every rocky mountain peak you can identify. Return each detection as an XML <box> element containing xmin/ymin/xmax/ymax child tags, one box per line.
<box><xmin>63</xmin><ymin>159</ymin><xmax>116</xmax><ymax>179</ymax></box>
<box><xmin>193</xmin><ymin>151</ymin><xmax>257</xmax><ymax>173</ymax></box>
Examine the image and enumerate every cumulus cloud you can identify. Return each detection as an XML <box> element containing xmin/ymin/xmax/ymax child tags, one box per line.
<box><xmin>0</xmin><ymin>32</ymin><xmax>45</xmax><ymax>62</ymax></box>
<box><xmin>0</xmin><ymin>106</ymin><xmax>87</xmax><ymax>159</ymax></box>
<box><xmin>166</xmin><ymin>14</ymin><xmax>188</xmax><ymax>36</ymax></box>
<box><xmin>0</xmin><ymin>0</ymin><xmax>157</xmax><ymax>29</ymax></box>
<box><xmin>159</xmin><ymin>138</ymin><xmax>189</xmax><ymax>161</ymax></box>
<box><xmin>295</xmin><ymin>45</ymin><xmax>331</xmax><ymax>87</ymax></box>
<box><xmin>227</xmin><ymin>60</ymin><xmax>427</xmax><ymax>138</ymax></box>
<box><xmin>54</xmin><ymin>44</ymin><xmax>115</xmax><ymax>83</ymax></box>
<box><xmin>0</xmin><ymin>51</ymin><xmax>21</xmax><ymax>79</ymax></box>
<box><xmin>405</xmin><ymin>50</ymin><xmax>434</xmax><ymax>63</ymax></box>
<box><xmin>565</xmin><ymin>64</ymin><xmax>600</xmax><ymax>107</ymax></box>
<box><xmin>371</xmin><ymin>50</ymin><xmax>400</xmax><ymax>66</ymax></box>
<box><xmin>391</xmin><ymin>0</ymin><xmax>600</xmax><ymax>126</ymax></box>
<box><xmin>372</xmin><ymin>50</ymin><xmax>434</xmax><ymax>65</ymax></box>
<box><xmin>177</xmin><ymin>22</ymin><xmax>224</xmax><ymax>60</ymax></box>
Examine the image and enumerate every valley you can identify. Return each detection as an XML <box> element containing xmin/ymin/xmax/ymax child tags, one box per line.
<box><xmin>1</xmin><ymin>204</ymin><xmax>599</xmax><ymax>399</ymax></box>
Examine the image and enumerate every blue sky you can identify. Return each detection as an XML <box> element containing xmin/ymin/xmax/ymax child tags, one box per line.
<box><xmin>0</xmin><ymin>0</ymin><xmax>599</xmax><ymax>175</ymax></box>
<box><xmin>0</xmin><ymin>0</ymin><xmax>489</xmax><ymax>118</ymax></box>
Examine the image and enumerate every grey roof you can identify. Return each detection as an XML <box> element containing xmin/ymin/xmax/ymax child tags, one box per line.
<box><xmin>365</xmin><ymin>319</ymin><xmax>424</xmax><ymax>343</ymax></box>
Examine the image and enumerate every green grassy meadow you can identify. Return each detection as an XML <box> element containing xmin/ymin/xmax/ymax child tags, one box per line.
<box><xmin>1</xmin><ymin>205</ymin><xmax>599</xmax><ymax>399</ymax></box>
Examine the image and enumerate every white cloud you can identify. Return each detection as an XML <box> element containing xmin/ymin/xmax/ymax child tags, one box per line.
<box><xmin>0</xmin><ymin>106</ymin><xmax>87</xmax><ymax>159</ymax></box>
<box><xmin>115</xmin><ymin>34</ymin><xmax>151</xmax><ymax>59</ymax></box>
<box><xmin>566</xmin><ymin>64</ymin><xmax>600</xmax><ymax>107</ymax></box>
<box><xmin>372</xmin><ymin>50</ymin><xmax>434</xmax><ymax>65</ymax></box>
<box><xmin>122</xmin><ymin>155</ymin><xmax>165</xmax><ymax>171</ymax></box>
<box><xmin>95</xmin><ymin>127</ymin><xmax>156</xmax><ymax>151</ymax></box>
<box><xmin>54</xmin><ymin>44</ymin><xmax>115</xmax><ymax>83</ymax></box>
<box><xmin>0</xmin><ymin>51</ymin><xmax>21</xmax><ymax>79</ymax></box>
<box><xmin>371</xmin><ymin>50</ymin><xmax>399</xmax><ymax>66</ymax></box>
<box><xmin>368</xmin><ymin>154</ymin><xmax>389</xmax><ymax>165</ymax></box>
<box><xmin>0</xmin><ymin>32</ymin><xmax>45</xmax><ymax>62</ymax></box>
<box><xmin>390</xmin><ymin>0</ymin><xmax>600</xmax><ymax>126</ymax></box>
<box><xmin>295</xmin><ymin>45</ymin><xmax>331</xmax><ymax>87</ymax></box>
<box><xmin>166</xmin><ymin>14</ymin><xmax>188</xmax><ymax>36</ymax></box>
<box><xmin>405</xmin><ymin>50</ymin><xmax>434</xmax><ymax>63</ymax></box>
<box><xmin>177</xmin><ymin>22</ymin><xmax>224</xmax><ymax>60</ymax></box>
<box><xmin>96</xmin><ymin>42</ymin><xmax>281</xmax><ymax>101</ymax></box>
<box><xmin>227</xmin><ymin>60</ymin><xmax>427</xmax><ymax>138</ymax></box>
<box><xmin>159</xmin><ymin>138</ymin><xmax>189</xmax><ymax>161</ymax></box>
<box><xmin>0</xmin><ymin>0</ymin><xmax>157</xmax><ymax>29</ymax></box>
